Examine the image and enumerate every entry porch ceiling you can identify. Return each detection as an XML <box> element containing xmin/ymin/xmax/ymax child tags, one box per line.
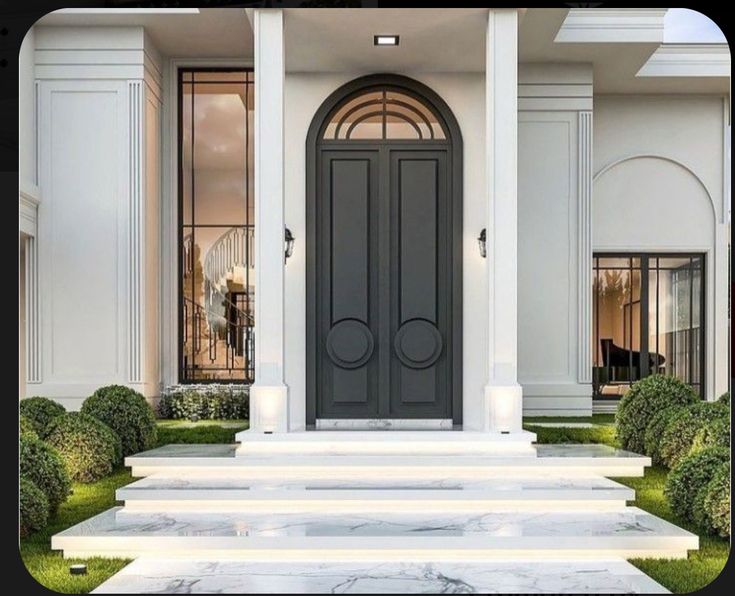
<box><xmin>36</xmin><ymin>8</ymin><xmax>254</xmax><ymax>59</ymax></box>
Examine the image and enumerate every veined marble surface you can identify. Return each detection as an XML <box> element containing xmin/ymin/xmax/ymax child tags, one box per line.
<box><xmin>130</xmin><ymin>443</ymin><xmax>643</xmax><ymax>460</ymax></box>
<box><xmin>122</xmin><ymin>474</ymin><xmax>630</xmax><ymax>493</ymax></box>
<box><xmin>92</xmin><ymin>558</ymin><xmax>669</xmax><ymax>594</ymax></box>
<box><xmin>56</xmin><ymin>506</ymin><xmax>694</xmax><ymax>541</ymax></box>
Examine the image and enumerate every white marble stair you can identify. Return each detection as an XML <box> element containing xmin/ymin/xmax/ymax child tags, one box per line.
<box><xmin>117</xmin><ymin>474</ymin><xmax>635</xmax><ymax>512</ymax></box>
<box><xmin>234</xmin><ymin>429</ymin><xmax>538</xmax><ymax>456</ymax></box>
<box><xmin>91</xmin><ymin>558</ymin><xmax>669</xmax><ymax>593</ymax></box>
<box><xmin>52</xmin><ymin>506</ymin><xmax>697</xmax><ymax>560</ymax></box>
<box><xmin>126</xmin><ymin>444</ymin><xmax>651</xmax><ymax>478</ymax></box>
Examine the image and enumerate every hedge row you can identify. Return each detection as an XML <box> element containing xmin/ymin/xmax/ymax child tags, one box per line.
<box><xmin>158</xmin><ymin>385</ymin><xmax>249</xmax><ymax>421</ymax></box>
<box><xmin>616</xmin><ymin>377</ymin><xmax>730</xmax><ymax>538</ymax></box>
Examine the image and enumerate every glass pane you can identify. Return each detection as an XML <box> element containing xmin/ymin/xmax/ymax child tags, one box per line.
<box><xmin>181</xmin><ymin>83</ymin><xmax>193</xmax><ymax>225</ymax></box>
<box><xmin>192</xmin><ymin>82</ymin><xmax>251</xmax><ymax>225</ymax></box>
<box><xmin>323</xmin><ymin>88</ymin><xmax>447</xmax><ymax>140</ymax></box>
<box><xmin>184</xmin><ymin>226</ymin><xmax>254</xmax><ymax>381</ymax></box>
<box><xmin>179</xmin><ymin>70</ymin><xmax>255</xmax><ymax>383</ymax></box>
<box><xmin>596</xmin><ymin>257</ymin><xmax>634</xmax><ymax>269</ymax></box>
<box><xmin>593</xmin><ymin>265</ymin><xmax>641</xmax><ymax>397</ymax></box>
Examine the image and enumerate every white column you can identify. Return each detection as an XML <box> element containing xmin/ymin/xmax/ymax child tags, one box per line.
<box><xmin>484</xmin><ymin>9</ymin><xmax>523</xmax><ymax>433</ymax></box>
<box><xmin>248</xmin><ymin>8</ymin><xmax>289</xmax><ymax>433</ymax></box>
<box><xmin>577</xmin><ymin>111</ymin><xmax>593</xmax><ymax>385</ymax></box>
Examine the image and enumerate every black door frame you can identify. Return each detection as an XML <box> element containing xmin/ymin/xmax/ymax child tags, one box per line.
<box><xmin>306</xmin><ymin>74</ymin><xmax>464</xmax><ymax>427</ymax></box>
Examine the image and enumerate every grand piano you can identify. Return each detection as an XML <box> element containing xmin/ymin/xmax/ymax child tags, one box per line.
<box><xmin>597</xmin><ymin>338</ymin><xmax>666</xmax><ymax>387</ymax></box>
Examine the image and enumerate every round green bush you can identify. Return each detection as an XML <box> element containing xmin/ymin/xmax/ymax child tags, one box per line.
<box><xmin>19</xmin><ymin>435</ymin><xmax>71</xmax><ymax>513</ymax></box>
<box><xmin>19</xmin><ymin>397</ymin><xmax>66</xmax><ymax>439</ymax></box>
<box><xmin>19</xmin><ymin>477</ymin><xmax>48</xmax><ymax>537</ymax></box>
<box><xmin>19</xmin><ymin>415</ymin><xmax>38</xmax><ymax>439</ymax></box>
<box><xmin>691</xmin><ymin>416</ymin><xmax>730</xmax><ymax>453</ymax></box>
<box><xmin>81</xmin><ymin>385</ymin><xmax>157</xmax><ymax>457</ymax></box>
<box><xmin>665</xmin><ymin>446</ymin><xmax>730</xmax><ymax>522</ymax></box>
<box><xmin>616</xmin><ymin>375</ymin><xmax>698</xmax><ymax>454</ymax></box>
<box><xmin>643</xmin><ymin>405</ymin><xmax>686</xmax><ymax>464</ymax></box>
<box><xmin>698</xmin><ymin>463</ymin><xmax>730</xmax><ymax>538</ymax></box>
<box><xmin>46</xmin><ymin>413</ymin><xmax>122</xmax><ymax>482</ymax></box>
<box><xmin>718</xmin><ymin>391</ymin><xmax>730</xmax><ymax>406</ymax></box>
<box><xmin>660</xmin><ymin>401</ymin><xmax>729</xmax><ymax>468</ymax></box>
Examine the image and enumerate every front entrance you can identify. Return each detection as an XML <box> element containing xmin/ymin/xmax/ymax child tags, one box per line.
<box><xmin>306</xmin><ymin>75</ymin><xmax>463</xmax><ymax>426</ymax></box>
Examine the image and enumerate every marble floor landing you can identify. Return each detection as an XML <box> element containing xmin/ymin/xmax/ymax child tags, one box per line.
<box><xmin>92</xmin><ymin>558</ymin><xmax>669</xmax><ymax>594</ymax></box>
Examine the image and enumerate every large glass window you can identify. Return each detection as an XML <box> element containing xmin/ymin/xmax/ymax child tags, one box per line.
<box><xmin>179</xmin><ymin>69</ymin><xmax>254</xmax><ymax>382</ymax></box>
<box><xmin>593</xmin><ymin>254</ymin><xmax>704</xmax><ymax>398</ymax></box>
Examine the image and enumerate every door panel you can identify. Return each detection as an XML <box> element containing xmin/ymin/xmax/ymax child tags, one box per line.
<box><xmin>315</xmin><ymin>147</ymin><xmax>452</xmax><ymax>420</ymax></box>
<box><xmin>318</xmin><ymin>152</ymin><xmax>380</xmax><ymax>418</ymax></box>
<box><xmin>390</xmin><ymin>152</ymin><xmax>450</xmax><ymax>417</ymax></box>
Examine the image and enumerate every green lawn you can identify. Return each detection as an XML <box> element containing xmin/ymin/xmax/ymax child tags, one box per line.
<box><xmin>20</xmin><ymin>468</ymin><xmax>133</xmax><ymax>593</ymax></box>
<box><xmin>21</xmin><ymin>417</ymin><xmax>728</xmax><ymax>594</ymax></box>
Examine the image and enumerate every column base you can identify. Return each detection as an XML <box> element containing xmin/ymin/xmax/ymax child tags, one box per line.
<box><xmin>483</xmin><ymin>383</ymin><xmax>523</xmax><ymax>433</ymax></box>
<box><xmin>247</xmin><ymin>384</ymin><xmax>289</xmax><ymax>433</ymax></box>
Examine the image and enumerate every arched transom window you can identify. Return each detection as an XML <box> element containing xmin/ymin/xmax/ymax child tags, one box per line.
<box><xmin>323</xmin><ymin>88</ymin><xmax>447</xmax><ymax>141</ymax></box>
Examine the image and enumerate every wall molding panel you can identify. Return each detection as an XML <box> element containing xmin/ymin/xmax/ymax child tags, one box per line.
<box><xmin>128</xmin><ymin>80</ymin><xmax>143</xmax><ymax>384</ymax></box>
<box><xmin>25</xmin><ymin>237</ymin><xmax>41</xmax><ymax>384</ymax></box>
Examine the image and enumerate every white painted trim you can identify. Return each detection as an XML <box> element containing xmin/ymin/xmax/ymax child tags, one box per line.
<box><xmin>577</xmin><ymin>111</ymin><xmax>592</xmax><ymax>385</ymax></box>
<box><xmin>637</xmin><ymin>44</ymin><xmax>731</xmax><ymax>78</ymax></box>
<box><xmin>19</xmin><ymin>184</ymin><xmax>40</xmax><ymax>237</ymax></box>
<box><xmin>555</xmin><ymin>9</ymin><xmax>666</xmax><ymax>44</ymax></box>
<box><xmin>128</xmin><ymin>80</ymin><xmax>144</xmax><ymax>384</ymax></box>
<box><xmin>594</xmin><ymin>154</ymin><xmax>717</xmax><ymax>218</ymax></box>
<box><xmin>25</xmin><ymin>236</ymin><xmax>41</xmax><ymax>384</ymax></box>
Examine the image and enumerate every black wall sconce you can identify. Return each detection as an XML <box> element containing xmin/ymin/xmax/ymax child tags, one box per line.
<box><xmin>478</xmin><ymin>228</ymin><xmax>487</xmax><ymax>258</ymax></box>
<box><xmin>284</xmin><ymin>227</ymin><xmax>295</xmax><ymax>262</ymax></box>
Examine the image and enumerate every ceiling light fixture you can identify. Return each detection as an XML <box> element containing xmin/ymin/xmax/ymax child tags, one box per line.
<box><xmin>374</xmin><ymin>35</ymin><xmax>399</xmax><ymax>46</ymax></box>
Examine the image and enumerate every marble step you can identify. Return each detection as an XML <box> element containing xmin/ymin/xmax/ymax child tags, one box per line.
<box><xmin>91</xmin><ymin>557</ymin><xmax>669</xmax><ymax>594</ymax></box>
<box><xmin>126</xmin><ymin>444</ymin><xmax>650</xmax><ymax>478</ymax></box>
<box><xmin>117</xmin><ymin>475</ymin><xmax>634</xmax><ymax>512</ymax></box>
<box><xmin>52</xmin><ymin>506</ymin><xmax>697</xmax><ymax>560</ymax></box>
<box><xmin>235</xmin><ymin>429</ymin><xmax>538</xmax><ymax>456</ymax></box>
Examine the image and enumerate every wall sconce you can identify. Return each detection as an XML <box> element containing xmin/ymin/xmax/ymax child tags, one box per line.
<box><xmin>284</xmin><ymin>227</ymin><xmax>295</xmax><ymax>262</ymax></box>
<box><xmin>478</xmin><ymin>228</ymin><xmax>487</xmax><ymax>258</ymax></box>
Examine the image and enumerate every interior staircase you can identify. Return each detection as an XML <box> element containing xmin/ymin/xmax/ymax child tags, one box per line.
<box><xmin>52</xmin><ymin>430</ymin><xmax>697</xmax><ymax>593</ymax></box>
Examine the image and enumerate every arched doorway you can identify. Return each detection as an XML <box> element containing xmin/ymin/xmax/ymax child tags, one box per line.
<box><xmin>306</xmin><ymin>74</ymin><xmax>463</xmax><ymax>427</ymax></box>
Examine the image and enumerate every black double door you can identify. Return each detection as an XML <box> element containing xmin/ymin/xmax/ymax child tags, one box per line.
<box><xmin>313</xmin><ymin>146</ymin><xmax>455</xmax><ymax>420</ymax></box>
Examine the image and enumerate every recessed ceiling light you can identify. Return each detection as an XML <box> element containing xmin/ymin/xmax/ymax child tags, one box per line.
<box><xmin>374</xmin><ymin>35</ymin><xmax>399</xmax><ymax>47</ymax></box>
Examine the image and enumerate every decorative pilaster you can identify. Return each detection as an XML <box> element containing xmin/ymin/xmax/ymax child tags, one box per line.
<box><xmin>244</xmin><ymin>8</ymin><xmax>289</xmax><ymax>435</ymax></box>
<box><xmin>128</xmin><ymin>80</ymin><xmax>144</xmax><ymax>384</ymax></box>
<box><xmin>577</xmin><ymin>111</ymin><xmax>593</xmax><ymax>384</ymax></box>
<box><xmin>483</xmin><ymin>9</ymin><xmax>523</xmax><ymax>433</ymax></box>
<box><xmin>25</xmin><ymin>236</ymin><xmax>41</xmax><ymax>384</ymax></box>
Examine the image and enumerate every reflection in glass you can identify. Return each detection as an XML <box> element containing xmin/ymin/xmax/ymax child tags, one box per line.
<box><xmin>323</xmin><ymin>88</ymin><xmax>447</xmax><ymax>141</ymax></box>
<box><xmin>593</xmin><ymin>254</ymin><xmax>704</xmax><ymax>399</ymax></box>
<box><xmin>180</xmin><ymin>70</ymin><xmax>255</xmax><ymax>382</ymax></box>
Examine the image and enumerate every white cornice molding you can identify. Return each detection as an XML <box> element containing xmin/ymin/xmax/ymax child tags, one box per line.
<box><xmin>555</xmin><ymin>8</ymin><xmax>666</xmax><ymax>44</ymax></box>
<box><xmin>637</xmin><ymin>44</ymin><xmax>731</xmax><ymax>78</ymax></box>
<box><xmin>518</xmin><ymin>63</ymin><xmax>593</xmax><ymax>111</ymax></box>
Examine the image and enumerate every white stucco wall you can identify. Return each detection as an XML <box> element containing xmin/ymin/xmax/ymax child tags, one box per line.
<box><xmin>593</xmin><ymin>95</ymin><xmax>729</xmax><ymax>401</ymax></box>
<box><xmin>283</xmin><ymin>72</ymin><xmax>488</xmax><ymax>430</ymax></box>
<box><xmin>19</xmin><ymin>27</ymin><xmax>35</xmax><ymax>192</ymax></box>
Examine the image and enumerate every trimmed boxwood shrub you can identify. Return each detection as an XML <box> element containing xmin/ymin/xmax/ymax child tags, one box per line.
<box><xmin>19</xmin><ymin>415</ymin><xmax>38</xmax><ymax>439</ymax></box>
<box><xmin>691</xmin><ymin>416</ymin><xmax>730</xmax><ymax>453</ymax></box>
<box><xmin>697</xmin><ymin>463</ymin><xmax>730</xmax><ymax>538</ymax></box>
<box><xmin>81</xmin><ymin>385</ymin><xmax>157</xmax><ymax>457</ymax></box>
<box><xmin>665</xmin><ymin>446</ymin><xmax>730</xmax><ymax>521</ymax></box>
<box><xmin>616</xmin><ymin>375</ymin><xmax>698</xmax><ymax>454</ymax></box>
<box><xmin>19</xmin><ymin>397</ymin><xmax>66</xmax><ymax>439</ymax></box>
<box><xmin>158</xmin><ymin>384</ymin><xmax>249</xmax><ymax>421</ymax></box>
<box><xmin>46</xmin><ymin>413</ymin><xmax>122</xmax><ymax>482</ymax></box>
<box><xmin>643</xmin><ymin>405</ymin><xmax>686</xmax><ymax>465</ymax></box>
<box><xmin>19</xmin><ymin>477</ymin><xmax>48</xmax><ymax>537</ymax></box>
<box><xmin>659</xmin><ymin>401</ymin><xmax>729</xmax><ymax>468</ymax></box>
<box><xmin>19</xmin><ymin>435</ymin><xmax>71</xmax><ymax>513</ymax></box>
<box><xmin>718</xmin><ymin>391</ymin><xmax>730</xmax><ymax>406</ymax></box>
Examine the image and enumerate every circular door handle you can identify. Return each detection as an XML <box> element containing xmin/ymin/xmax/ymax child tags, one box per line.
<box><xmin>394</xmin><ymin>319</ymin><xmax>443</xmax><ymax>369</ymax></box>
<box><xmin>326</xmin><ymin>319</ymin><xmax>375</xmax><ymax>369</ymax></box>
